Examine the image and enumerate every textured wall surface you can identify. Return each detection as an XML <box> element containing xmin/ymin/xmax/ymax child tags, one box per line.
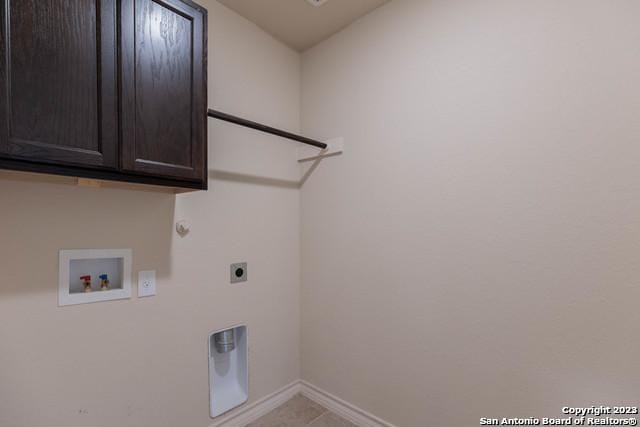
<box><xmin>0</xmin><ymin>2</ymin><xmax>302</xmax><ymax>426</ymax></box>
<box><xmin>300</xmin><ymin>1</ymin><xmax>640</xmax><ymax>425</ymax></box>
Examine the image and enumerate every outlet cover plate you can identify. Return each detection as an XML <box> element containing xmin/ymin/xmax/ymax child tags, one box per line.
<box><xmin>138</xmin><ymin>270</ymin><xmax>156</xmax><ymax>297</ymax></box>
<box><xmin>230</xmin><ymin>263</ymin><xmax>247</xmax><ymax>283</ymax></box>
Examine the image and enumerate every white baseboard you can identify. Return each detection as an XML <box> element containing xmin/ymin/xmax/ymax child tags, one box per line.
<box><xmin>209</xmin><ymin>380</ymin><xmax>301</xmax><ymax>427</ymax></box>
<box><xmin>300</xmin><ymin>381</ymin><xmax>396</xmax><ymax>427</ymax></box>
<box><xmin>209</xmin><ymin>379</ymin><xmax>394</xmax><ymax>427</ymax></box>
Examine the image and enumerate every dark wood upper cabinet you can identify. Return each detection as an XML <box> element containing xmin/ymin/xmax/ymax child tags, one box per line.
<box><xmin>0</xmin><ymin>0</ymin><xmax>118</xmax><ymax>169</ymax></box>
<box><xmin>121</xmin><ymin>0</ymin><xmax>207</xmax><ymax>182</ymax></box>
<box><xmin>0</xmin><ymin>0</ymin><xmax>207</xmax><ymax>190</ymax></box>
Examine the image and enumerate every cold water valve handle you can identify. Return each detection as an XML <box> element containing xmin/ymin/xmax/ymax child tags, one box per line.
<box><xmin>99</xmin><ymin>274</ymin><xmax>110</xmax><ymax>291</ymax></box>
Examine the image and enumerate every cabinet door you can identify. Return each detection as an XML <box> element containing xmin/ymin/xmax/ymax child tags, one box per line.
<box><xmin>121</xmin><ymin>0</ymin><xmax>207</xmax><ymax>182</ymax></box>
<box><xmin>0</xmin><ymin>0</ymin><xmax>118</xmax><ymax>168</ymax></box>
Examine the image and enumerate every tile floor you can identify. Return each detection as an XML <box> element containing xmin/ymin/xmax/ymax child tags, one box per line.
<box><xmin>246</xmin><ymin>394</ymin><xmax>357</xmax><ymax>427</ymax></box>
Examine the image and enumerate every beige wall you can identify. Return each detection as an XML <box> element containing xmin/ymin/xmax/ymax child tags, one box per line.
<box><xmin>3</xmin><ymin>1</ymin><xmax>640</xmax><ymax>426</ymax></box>
<box><xmin>300</xmin><ymin>1</ymin><xmax>640</xmax><ymax>426</ymax></box>
<box><xmin>0</xmin><ymin>2</ymin><xmax>301</xmax><ymax>426</ymax></box>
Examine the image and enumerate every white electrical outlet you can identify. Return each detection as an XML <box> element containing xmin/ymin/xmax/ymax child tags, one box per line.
<box><xmin>138</xmin><ymin>270</ymin><xmax>156</xmax><ymax>297</ymax></box>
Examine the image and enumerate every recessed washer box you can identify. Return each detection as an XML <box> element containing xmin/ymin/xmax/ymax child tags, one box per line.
<box><xmin>59</xmin><ymin>249</ymin><xmax>132</xmax><ymax>306</ymax></box>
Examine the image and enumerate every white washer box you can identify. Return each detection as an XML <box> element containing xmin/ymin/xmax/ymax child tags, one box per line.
<box><xmin>59</xmin><ymin>249</ymin><xmax>132</xmax><ymax>306</ymax></box>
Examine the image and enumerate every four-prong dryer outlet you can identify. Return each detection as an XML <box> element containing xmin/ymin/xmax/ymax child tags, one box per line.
<box><xmin>209</xmin><ymin>325</ymin><xmax>248</xmax><ymax>418</ymax></box>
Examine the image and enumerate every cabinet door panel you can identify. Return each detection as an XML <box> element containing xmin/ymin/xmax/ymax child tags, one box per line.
<box><xmin>121</xmin><ymin>0</ymin><xmax>206</xmax><ymax>181</ymax></box>
<box><xmin>0</xmin><ymin>0</ymin><xmax>117</xmax><ymax>168</ymax></box>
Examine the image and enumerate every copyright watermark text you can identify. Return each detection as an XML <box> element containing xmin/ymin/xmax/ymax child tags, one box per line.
<box><xmin>480</xmin><ymin>406</ymin><xmax>638</xmax><ymax>426</ymax></box>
